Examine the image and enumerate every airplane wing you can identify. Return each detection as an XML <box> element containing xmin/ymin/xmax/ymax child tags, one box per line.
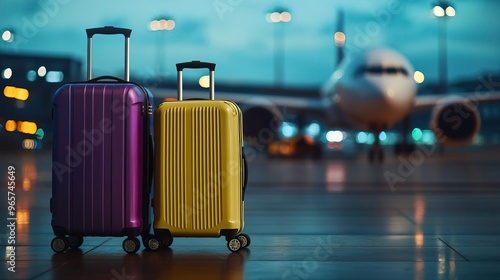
<box><xmin>216</xmin><ymin>91</ymin><xmax>326</xmax><ymax>110</ymax></box>
<box><xmin>413</xmin><ymin>90</ymin><xmax>500</xmax><ymax>111</ymax></box>
<box><xmin>151</xmin><ymin>84</ymin><xmax>325</xmax><ymax>110</ymax></box>
<box><xmin>150</xmin><ymin>85</ymin><xmax>358</xmax><ymax>129</ymax></box>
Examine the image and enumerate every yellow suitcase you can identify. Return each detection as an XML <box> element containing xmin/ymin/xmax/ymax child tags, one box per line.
<box><xmin>148</xmin><ymin>61</ymin><xmax>250</xmax><ymax>252</ymax></box>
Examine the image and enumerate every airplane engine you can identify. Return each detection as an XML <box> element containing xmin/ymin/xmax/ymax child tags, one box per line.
<box><xmin>430</xmin><ymin>96</ymin><xmax>480</xmax><ymax>146</ymax></box>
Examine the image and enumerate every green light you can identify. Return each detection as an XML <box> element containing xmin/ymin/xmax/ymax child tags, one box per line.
<box><xmin>412</xmin><ymin>128</ymin><xmax>423</xmax><ymax>141</ymax></box>
<box><xmin>35</xmin><ymin>128</ymin><xmax>44</xmax><ymax>140</ymax></box>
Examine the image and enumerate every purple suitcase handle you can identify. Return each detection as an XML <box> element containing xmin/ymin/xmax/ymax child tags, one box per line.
<box><xmin>86</xmin><ymin>26</ymin><xmax>131</xmax><ymax>38</ymax></box>
<box><xmin>86</xmin><ymin>26</ymin><xmax>131</xmax><ymax>81</ymax></box>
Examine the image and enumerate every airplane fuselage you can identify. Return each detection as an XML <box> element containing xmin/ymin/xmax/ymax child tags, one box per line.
<box><xmin>324</xmin><ymin>49</ymin><xmax>417</xmax><ymax>132</ymax></box>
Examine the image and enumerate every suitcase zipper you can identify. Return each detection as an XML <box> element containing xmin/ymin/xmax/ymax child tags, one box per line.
<box><xmin>141</xmin><ymin>104</ymin><xmax>153</xmax><ymax>115</ymax></box>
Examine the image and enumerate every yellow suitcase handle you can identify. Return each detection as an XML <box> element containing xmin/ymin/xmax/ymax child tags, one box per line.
<box><xmin>176</xmin><ymin>61</ymin><xmax>215</xmax><ymax>71</ymax></box>
<box><xmin>176</xmin><ymin>61</ymin><xmax>216</xmax><ymax>101</ymax></box>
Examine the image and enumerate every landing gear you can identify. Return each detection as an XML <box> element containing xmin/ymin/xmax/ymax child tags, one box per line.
<box><xmin>368</xmin><ymin>132</ymin><xmax>384</xmax><ymax>163</ymax></box>
<box><xmin>394</xmin><ymin>116</ymin><xmax>416</xmax><ymax>155</ymax></box>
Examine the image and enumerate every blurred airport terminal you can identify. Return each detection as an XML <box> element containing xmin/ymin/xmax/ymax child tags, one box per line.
<box><xmin>1</xmin><ymin>52</ymin><xmax>499</xmax><ymax>157</ymax></box>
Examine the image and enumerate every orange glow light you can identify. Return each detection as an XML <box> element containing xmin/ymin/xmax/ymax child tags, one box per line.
<box><xmin>414</xmin><ymin>229</ymin><xmax>424</xmax><ymax>247</ymax></box>
<box><xmin>16</xmin><ymin>87</ymin><xmax>29</xmax><ymax>101</ymax></box>
<box><xmin>23</xmin><ymin>139</ymin><xmax>34</xmax><ymax>149</ymax></box>
<box><xmin>17</xmin><ymin>121</ymin><xmax>24</xmax><ymax>131</ymax></box>
<box><xmin>279</xmin><ymin>144</ymin><xmax>292</xmax><ymax>155</ymax></box>
<box><xmin>3</xmin><ymin>86</ymin><xmax>29</xmax><ymax>100</ymax></box>
<box><xmin>20</xmin><ymin>122</ymin><xmax>37</xmax><ymax>134</ymax></box>
<box><xmin>304</xmin><ymin>135</ymin><xmax>315</xmax><ymax>145</ymax></box>
<box><xmin>334</xmin><ymin>32</ymin><xmax>346</xmax><ymax>46</ymax></box>
<box><xmin>17</xmin><ymin>209</ymin><xmax>30</xmax><ymax>225</ymax></box>
<box><xmin>5</xmin><ymin>120</ymin><xmax>16</xmax><ymax>132</ymax></box>
<box><xmin>4</xmin><ymin>86</ymin><xmax>15</xmax><ymax>98</ymax></box>
<box><xmin>22</xmin><ymin>178</ymin><xmax>31</xmax><ymax>191</ymax></box>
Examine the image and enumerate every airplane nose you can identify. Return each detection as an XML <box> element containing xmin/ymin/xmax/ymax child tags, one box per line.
<box><xmin>337</xmin><ymin>76</ymin><xmax>416</xmax><ymax>127</ymax></box>
<box><xmin>368</xmin><ymin>78</ymin><xmax>416</xmax><ymax>123</ymax></box>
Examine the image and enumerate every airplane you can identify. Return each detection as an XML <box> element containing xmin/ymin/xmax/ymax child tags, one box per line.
<box><xmin>149</xmin><ymin>12</ymin><xmax>500</xmax><ymax>162</ymax></box>
<box><xmin>319</xmin><ymin>47</ymin><xmax>500</xmax><ymax>161</ymax></box>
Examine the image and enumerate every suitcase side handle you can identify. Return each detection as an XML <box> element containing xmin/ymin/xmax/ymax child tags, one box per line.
<box><xmin>86</xmin><ymin>26</ymin><xmax>131</xmax><ymax>82</ymax></box>
<box><xmin>176</xmin><ymin>61</ymin><xmax>216</xmax><ymax>101</ymax></box>
<box><xmin>242</xmin><ymin>151</ymin><xmax>248</xmax><ymax>201</ymax></box>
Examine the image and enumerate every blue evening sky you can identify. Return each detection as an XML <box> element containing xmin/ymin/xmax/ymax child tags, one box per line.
<box><xmin>1</xmin><ymin>0</ymin><xmax>499</xmax><ymax>87</ymax></box>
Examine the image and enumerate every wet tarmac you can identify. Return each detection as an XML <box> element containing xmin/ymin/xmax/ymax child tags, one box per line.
<box><xmin>1</xmin><ymin>146</ymin><xmax>500</xmax><ymax>279</ymax></box>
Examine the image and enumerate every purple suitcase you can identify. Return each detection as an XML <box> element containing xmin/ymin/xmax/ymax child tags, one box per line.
<box><xmin>50</xmin><ymin>27</ymin><xmax>153</xmax><ymax>254</ymax></box>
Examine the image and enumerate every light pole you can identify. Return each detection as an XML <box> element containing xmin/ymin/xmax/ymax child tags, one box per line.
<box><xmin>266</xmin><ymin>8</ymin><xmax>291</xmax><ymax>86</ymax></box>
<box><xmin>432</xmin><ymin>1</ymin><xmax>455</xmax><ymax>94</ymax></box>
<box><xmin>149</xmin><ymin>17</ymin><xmax>175</xmax><ymax>76</ymax></box>
<box><xmin>334</xmin><ymin>10</ymin><xmax>345</xmax><ymax>69</ymax></box>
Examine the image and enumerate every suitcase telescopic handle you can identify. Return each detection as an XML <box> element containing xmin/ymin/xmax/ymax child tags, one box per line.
<box><xmin>176</xmin><ymin>61</ymin><xmax>216</xmax><ymax>101</ymax></box>
<box><xmin>86</xmin><ymin>26</ymin><xmax>132</xmax><ymax>38</ymax></box>
<box><xmin>86</xmin><ymin>26</ymin><xmax>131</xmax><ymax>82</ymax></box>
<box><xmin>176</xmin><ymin>61</ymin><xmax>216</xmax><ymax>71</ymax></box>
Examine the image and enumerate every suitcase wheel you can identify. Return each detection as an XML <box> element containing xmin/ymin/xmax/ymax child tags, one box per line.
<box><xmin>162</xmin><ymin>235</ymin><xmax>173</xmax><ymax>248</ymax></box>
<box><xmin>144</xmin><ymin>235</ymin><xmax>161</xmax><ymax>251</ymax></box>
<box><xmin>122</xmin><ymin>237</ymin><xmax>141</xmax><ymax>254</ymax></box>
<box><xmin>143</xmin><ymin>234</ymin><xmax>173</xmax><ymax>251</ymax></box>
<box><xmin>227</xmin><ymin>238</ymin><xmax>242</xmax><ymax>252</ymax></box>
<box><xmin>51</xmin><ymin>236</ymin><xmax>69</xmax><ymax>253</ymax></box>
<box><xmin>67</xmin><ymin>236</ymin><xmax>84</xmax><ymax>249</ymax></box>
<box><xmin>237</xmin><ymin>234</ymin><xmax>251</xmax><ymax>248</ymax></box>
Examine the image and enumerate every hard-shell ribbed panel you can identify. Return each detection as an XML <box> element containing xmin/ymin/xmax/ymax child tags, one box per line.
<box><xmin>165</xmin><ymin>107</ymin><xmax>187</xmax><ymax>229</ymax></box>
<box><xmin>191</xmin><ymin>107</ymin><xmax>222</xmax><ymax>230</ymax></box>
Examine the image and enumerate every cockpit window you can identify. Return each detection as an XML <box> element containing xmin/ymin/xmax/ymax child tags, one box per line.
<box><xmin>355</xmin><ymin>65</ymin><xmax>409</xmax><ymax>77</ymax></box>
